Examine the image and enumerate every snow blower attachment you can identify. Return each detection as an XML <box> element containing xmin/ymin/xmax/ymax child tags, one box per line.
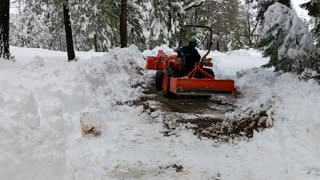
<box><xmin>146</xmin><ymin>25</ymin><xmax>235</xmax><ymax>97</ymax></box>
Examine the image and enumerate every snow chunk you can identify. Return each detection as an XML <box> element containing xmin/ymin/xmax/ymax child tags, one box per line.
<box><xmin>80</xmin><ymin>110</ymin><xmax>102</xmax><ymax>136</ymax></box>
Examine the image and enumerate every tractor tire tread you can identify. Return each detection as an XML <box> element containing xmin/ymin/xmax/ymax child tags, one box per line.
<box><xmin>155</xmin><ymin>70</ymin><xmax>163</xmax><ymax>90</ymax></box>
<box><xmin>164</xmin><ymin>67</ymin><xmax>177</xmax><ymax>98</ymax></box>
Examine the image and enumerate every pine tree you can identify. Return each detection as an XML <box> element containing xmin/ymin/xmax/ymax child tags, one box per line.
<box><xmin>301</xmin><ymin>0</ymin><xmax>320</xmax><ymax>45</ymax></box>
<box><xmin>120</xmin><ymin>0</ymin><xmax>128</xmax><ymax>48</ymax></box>
<box><xmin>0</xmin><ymin>0</ymin><xmax>10</xmax><ymax>59</ymax></box>
<box><xmin>194</xmin><ymin>0</ymin><xmax>242</xmax><ymax>51</ymax></box>
<box><xmin>10</xmin><ymin>4</ymin><xmax>51</xmax><ymax>49</ymax></box>
<box><xmin>9</xmin><ymin>0</ymin><xmax>250</xmax><ymax>52</ymax></box>
<box><xmin>259</xmin><ymin>3</ymin><xmax>316</xmax><ymax>74</ymax></box>
<box><xmin>300</xmin><ymin>0</ymin><xmax>320</xmax><ymax>79</ymax></box>
<box><xmin>127</xmin><ymin>0</ymin><xmax>148</xmax><ymax>49</ymax></box>
<box><xmin>246</xmin><ymin>0</ymin><xmax>291</xmax><ymax>22</ymax></box>
<box><xmin>45</xmin><ymin>0</ymin><xmax>67</xmax><ymax>51</ymax></box>
<box><xmin>71</xmin><ymin>0</ymin><xmax>118</xmax><ymax>51</ymax></box>
<box><xmin>239</xmin><ymin>2</ymin><xmax>259</xmax><ymax>47</ymax></box>
<box><xmin>148</xmin><ymin>0</ymin><xmax>186</xmax><ymax>48</ymax></box>
<box><xmin>224</xmin><ymin>0</ymin><xmax>243</xmax><ymax>51</ymax></box>
<box><xmin>63</xmin><ymin>0</ymin><xmax>76</xmax><ymax>61</ymax></box>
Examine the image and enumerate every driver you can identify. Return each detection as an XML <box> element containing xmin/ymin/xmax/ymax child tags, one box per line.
<box><xmin>177</xmin><ymin>36</ymin><xmax>201</xmax><ymax>74</ymax></box>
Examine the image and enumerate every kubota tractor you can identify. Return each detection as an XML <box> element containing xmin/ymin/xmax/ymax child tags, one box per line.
<box><xmin>146</xmin><ymin>25</ymin><xmax>235</xmax><ymax>97</ymax></box>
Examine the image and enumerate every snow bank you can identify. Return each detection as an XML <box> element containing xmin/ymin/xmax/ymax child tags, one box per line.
<box><xmin>0</xmin><ymin>45</ymin><xmax>148</xmax><ymax>180</ymax></box>
<box><xmin>142</xmin><ymin>44</ymin><xmax>176</xmax><ymax>57</ymax></box>
<box><xmin>212</xmin><ymin>48</ymin><xmax>270</xmax><ymax>78</ymax></box>
<box><xmin>223</xmin><ymin>68</ymin><xmax>320</xmax><ymax>180</ymax></box>
<box><xmin>2</xmin><ymin>45</ymin><xmax>319</xmax><ymax>180</ymax></box>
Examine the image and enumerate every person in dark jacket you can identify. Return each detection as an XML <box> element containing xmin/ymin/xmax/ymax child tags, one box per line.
<box><xmin>177</xmin><ymin>36</ymin><xmax>201</xmax><ymax>74</ymax></box>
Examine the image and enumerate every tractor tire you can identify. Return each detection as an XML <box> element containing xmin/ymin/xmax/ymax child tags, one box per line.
<box><xmin>155</xmin><ymin>70</ymin><xmax>163</xmax><ymax>90</ymax></box>
<box><xmin>163</xmin><ymin>67</ymin><xmax>177</xmax><ymax>98</ymax></box>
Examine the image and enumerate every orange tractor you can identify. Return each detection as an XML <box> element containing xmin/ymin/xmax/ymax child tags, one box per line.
<box><xmin>146</xmin><ymin>25</ymin><xmax>235</xmax><ymax>97</ymax></box>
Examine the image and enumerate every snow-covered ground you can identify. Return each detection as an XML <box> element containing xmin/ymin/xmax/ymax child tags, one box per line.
<box><xmin>0</xmin><ymin>46</ymin><xmax>319</xmax><ymax>180</ymax></box>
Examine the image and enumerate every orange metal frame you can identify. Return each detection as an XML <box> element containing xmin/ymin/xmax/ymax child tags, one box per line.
<box><xmin>169</xmin><ymin>63</ymin><xmax>235</xmax><ymax>95</ymax></box>
<box><xmin>186</xmin><ymin>63</ymin><xmax>215</xmax><ymax>79</ymax></box>
<box><xmin>146</xmin><ymin>50</ymin><xmax>167</xmax><ymax>70</ymax></box>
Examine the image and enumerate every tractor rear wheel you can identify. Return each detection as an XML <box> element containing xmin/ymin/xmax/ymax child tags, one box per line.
<box><xmin>155</xmin><ymin>70</ymin><xmax>163</xmax><ymax>90</ymax></box>
<box><xmin>163</xmin><ymin>67</ymin><xmax>177</xmax><ymax>98</ymax></box>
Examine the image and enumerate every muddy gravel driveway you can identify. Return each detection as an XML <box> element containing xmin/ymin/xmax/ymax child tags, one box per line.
<box><xmin>129</xmin><ymin>79</ymin><xmax>273</xmax><ymax>142</ymax></box>
<box><xmin>140</xmin><ymin>80</ymin><xmax>236</xmax><ymax>114</ymax></box>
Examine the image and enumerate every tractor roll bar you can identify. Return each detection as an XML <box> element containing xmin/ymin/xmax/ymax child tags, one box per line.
<box><xmin>179</xmin><ymin>25</ymin><xmax>213</xmax><ymax>63</ymax></box>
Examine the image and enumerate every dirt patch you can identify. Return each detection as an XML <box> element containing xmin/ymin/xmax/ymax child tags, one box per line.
<box><xmin>160</xmin><ymin>164</ymin><xmax>184</xmax><ymax>173</ymax></box>
<box><xmin>177</xmin><ymin>117</ymin><xmax>224</xmax><ymax>128</ymax></box>
<box><xmin>134</xmin><ymin>80</ymin><xmax>236</xmax><ymax>114</ymax></box>
<box><xmin>80</xmin><ymin>111</ymin><xmax>102</xmax><ymax>137</ymax></box>
<box><xmin>125</xmin><ymin>79</ymin><xmax>275</xmax><ymax>142</ymax></box>
<box><xmin>171</xmin><ymin>164</ymin><xmax>184</xmax><ymax>172</ymax></box>
<box><xmin>193</xmin><ymin>108</ymin><xmax>274</xmax><ymax>142</ymax></box>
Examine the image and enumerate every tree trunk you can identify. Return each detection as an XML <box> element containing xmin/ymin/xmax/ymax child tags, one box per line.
<box><xmin>278</xmin><ymin>0</ymin><xmax>291</xmax><ymax>8</ymax></box>
<box><xmin>120</xmin><ymin>0</ymin><xmax>127</xmax><ymax>48</ymax></box>
<box><xmin>247</xmin><ymin>14</ymin><xmax>253</xmax><ymax>47</ymax></box>
<box><xmin>167</xmin><ymin>1</ymin><xmax>172</xmax><ymax>47</ymax></box>
<box><xmin>217</xmin><ymin>40</ymin><xmax>220</xmax><ymax>52</ymax></box>
<box><xmin>63</xmin><ymin>0</ymin><xmax>76</xmax><ymax>61</ymax></box>
<box><xmin>0</xmin><ymin>0</ymin><xmax>10</xmax><ymax>60</ymax></box>
<box><xmin>94</xmin><ymin>33</ymin><xmax>98</xmax><ymax>52</ymax></box>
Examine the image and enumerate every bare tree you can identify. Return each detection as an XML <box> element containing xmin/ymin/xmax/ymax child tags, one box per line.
<box><xmin>0</xmin><ymin>0</ymin><xmax>10</xmax><ymax>59</ymax></box>
<box><xmin>120</xmin><ymin>0</ymin><xmax>128</xmax><ymax>48</ymax></box>
<box><xmin>63</xmin><ymin>0</ymin><xmax>76</xmax><ymax>61</ymax></box>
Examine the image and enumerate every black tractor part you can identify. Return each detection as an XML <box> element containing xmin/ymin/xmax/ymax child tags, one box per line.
<box><xmin>155</xmin><ymin>70</ymin><xmax>163</xmax><ymax>90</ymax></box>
<box><xmin>163</xmin><ymin>67</ymin><xmax>178</xmax><ymax>98</ymax></box>
<box><xmin>203</xmin><ymin>68</ymin><xmax>215</xmax><ymax>77</ymax></box>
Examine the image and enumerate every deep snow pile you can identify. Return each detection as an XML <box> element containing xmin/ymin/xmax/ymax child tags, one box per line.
<box><xmin>215</xmin><ymin>49</ymin><xmax>320</xmax><ymax>179</ymax></box>
<box><xmin>0</xmin><ymin>45</ymin><xmax>149</xmax><ymax>180</ymax></box>
<box><xmin>211</xmin><ymin>49</ymin><xmax>270</xmax><ymax>78</ymax></box>
<box><xmin>0</xmin><ymin>45</ymin><xmax>319</xmax><ymax>180</ymax></box>
<box><xmin>229</xmin><ymin>68</ymin><xmax>320</xmax><ymax>179</ymax></box>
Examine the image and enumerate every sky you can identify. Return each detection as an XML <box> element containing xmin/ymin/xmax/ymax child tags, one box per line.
<box><xmin>292</xmin><ymin>0</ymin><xmax>310</xmax><ymax>20</ymax></box>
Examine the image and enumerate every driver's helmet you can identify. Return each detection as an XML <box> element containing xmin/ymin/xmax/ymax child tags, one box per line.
<box><xmin>189</xmin><ymin>36</ymin><xmax>198</xmax><ymax>47</ymax></box>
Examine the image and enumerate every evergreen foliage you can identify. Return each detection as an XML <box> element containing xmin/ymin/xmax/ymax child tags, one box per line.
<box><xmin>6</xmin><ymin>0</ymin><xmax>320</xmax><ymax>79</ymax></box>
<box><xmin>246</xmin><ymin>0</ymin><xmax>291</xmax><ymax>22</ymax></box>
<box><xmin>259</xmin><ymin>3</ymin><xmax>318</xmax><ymax>75</ymax></box>
<box><xmin>301</xmin><ymin>0</ymin><xmax>320</xmax><ymax>45</ymax></box>
<box><xmin>71</xmin><ymin>0</ymin><xmax>117</xmax><ymax>51</ymax></box>
<box><xmin>0</xmin><ymin>0</ymin><xmax>10</xmax><ymax>59</ymax></box>
<box><xmin>184</xmin><ymin>0</ymin><xmax>244</xmax><ymax>51</ymax></box>
<box><xmin>147</xmin><ymin>0</ymin><xmax>186</xmax><ymax>48</ymax></box>
<box><xmin>10</xmin><ymin>0</ymin><xmax>248</xmax><ymax>51</ymax></box>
